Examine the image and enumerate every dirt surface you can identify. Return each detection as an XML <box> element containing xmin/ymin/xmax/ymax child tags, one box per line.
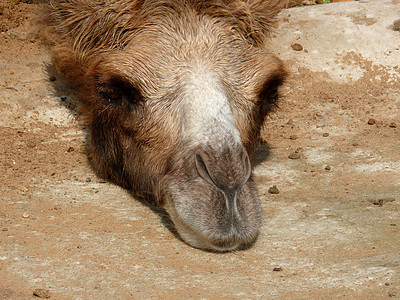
<box><xmin>1</xmin><ymin>0</ymin><xmax>399</xmax><ymax>298</ymax></box>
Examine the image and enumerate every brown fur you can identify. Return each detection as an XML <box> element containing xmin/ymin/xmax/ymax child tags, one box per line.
<box><xmin>47</xmin><ymin>0</ymin><xmax>287</xmax><ymax>251</ymax></box>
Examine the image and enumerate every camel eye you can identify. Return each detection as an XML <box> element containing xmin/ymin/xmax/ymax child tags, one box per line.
<box><xmin>259</xmin><ymin>81</ymin><xmax>280</xmax><ymax>104</ymax></box>
<box><xmin>265</xmin><ymin>88</ymin><xmax>279</xmax><ymax>102</ymax></box>
<box><xmin>97</xmin><ymin>77</ymin><xmax>143</xmax><ymax>108</ymax></box>
<box><xmin>101</xmin><ymin>89</ymin><xmax>123</xmax><ymax>103</ymax></box>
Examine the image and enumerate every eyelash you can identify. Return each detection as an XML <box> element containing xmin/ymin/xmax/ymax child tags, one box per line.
<box><xmin>101</xmin><ymin>88</ymin><xmax>123</xmax><ymax>104</ymax></box>
<box><xmin>97</xmin><ymin>80</ymin><xmax>143</xmax><ymax>110</ymax></box>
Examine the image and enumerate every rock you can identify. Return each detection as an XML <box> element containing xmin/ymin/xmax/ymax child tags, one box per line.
<box><xmin>367</xmin><ymin>118</ymin><xmax>376</xmax><ymax>125</ymax></box>
<box><xmin>268</xmin><ymin>185</ymin><xmax>280</xmax><ymax>194</ymax></box>
<box><xmin>369</xmin><ymin>198</ymin><xmax>396</xmax><ymax>207</ymax></box>
<box><xmin>288</xmin><ymin>152</ymin><xmax>301</xmax><ymax>159</ymax></box>
<box><xmin>33</xmin><ymin>289</ymin><xmax>50</xmax><ymax>298</ymax></box>
<box><xmin>26</xmin><ymin>138</ymin><xmax>37</xmax><ymax>148</ymax></box>
<box><xmin>291</xmin><ymin>43</ymin><xmax>303</xmax><ymax>51</ymax></box>
<box><xmin>393</xmin><ymin>19</ymin><xmax>400</xmax><ymax>31</ymax></box>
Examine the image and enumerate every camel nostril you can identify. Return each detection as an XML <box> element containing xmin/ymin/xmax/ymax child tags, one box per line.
<box><xmin>242</xmin><ymin>151</ymin><xmax>251</xmax><ymax>185</ymax></box>
<box><xmin>194</xmin><ymin>145</ymin><xmax>252</xmax><ymax>192</ymax></box>
<box><xmin>194</xmin><ymin>151</ymin><xmax>215</xmax><ymax>186</ymax></box>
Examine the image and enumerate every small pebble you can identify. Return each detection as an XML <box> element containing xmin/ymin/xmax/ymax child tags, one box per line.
<box><xmin>27</xmin><ymin>140</ymin><xmax>37</xmax><ymax>148</ymax></box>
<box><xmin>289</xmin><ymin>135</ymin><xmax>298</xmax><ymax>140</ymax></box>
<box><xmin>49</xmin><ymin>75</ymin><xmax>56</xmax><ymax>82</ymax></box>
<box><xmin>291</xmin><ymin>43</ymin><xmax>303</xmax><ymax>51</ymax></box>
<box><xmin>60</xmin><ymin>96</ymin><xmax>68</xmax><ymax>102</ymax></box>
<box><xmin>33</xmin><ymin>288</ymin><xmax>51</xmax><ymax>298</ymax></box>
<box><xmin>67</xmin><ymin>147</ymin><xmax>74</xmax><ymax>152</ymax></box>
<box><xmin>273</xmin><ymin>267</ymin><xmax>282</xmax><ymax>272</ymax></box>
<box><xmin>370</xmin><ymin>198</ymin><xmax>396</xmax><ymax>207</ymax></box>
<box><xmin>288</xmin><ymin>152</ymin><xmax>300</xmax><ymax>159</ymax></box>
<box><xmin>393</xmin><ymin>19</ymin><xmax>400</xmax><ymax>31</ymax></box>
<box><xmin>373</xmin><ymin>199</ymin><xmax>384</xmax><ymax>206</ymax></box>
<box><xmin>86</xmin><ymin>177</ymin><xmax>92</xmax><ymax>182</ymax></box>
<box><xmin>268</xmin><ymin>185</ymin><xmax>280</xmax><ymax>195</ymax></box>
<box><xmin>367</xmin><ymin>118</ymin><xmax>376</xmax><ymax>125</ymax></box>
<box><xmin>22</xmin><ymin>213</ymin><xmax>30</xmax><ymax>219</ymax></box>
<box><xmin>322</xmin><ymin>133</ymin><xmax>329</xmax><ymax>137</ymax></box>
<box><xmin>389</xmin><ymin>122</ymin><xmax>397</xmax><ymax>128</ymax></box>
<box><xmin>325</xmin><ymin>165</ymin><xmax>331</xmax><ymax>171</ymax></box>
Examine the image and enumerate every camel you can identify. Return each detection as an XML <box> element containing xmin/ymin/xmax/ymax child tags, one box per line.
<box><xmin>48</xmin><ymin>0</ymin><xmax>287</xmax><ymax>251</ymax></box>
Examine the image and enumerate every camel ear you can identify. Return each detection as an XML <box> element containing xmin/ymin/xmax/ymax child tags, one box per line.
<box><xmin>48</xmin><ymin>0</ymin><xmax>143</xmax><ymax>56</ymax></box>
<box><xmin>201</xmin><ymin>0</ymin><xmax>285</xmax><ymax>46</ymax></box>
<box><xmin>245</xmin><ymin>0</ymin><xmax>285</xmax><ymax>29</ymax></box>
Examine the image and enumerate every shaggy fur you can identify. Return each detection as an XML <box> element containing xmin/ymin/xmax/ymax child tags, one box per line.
<box><xmin>47</xmin><ymin>0</ymin><xmax>287</xmax><ymax>251</ymax></box>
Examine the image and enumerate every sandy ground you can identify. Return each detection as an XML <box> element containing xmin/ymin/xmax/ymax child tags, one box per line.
<box><xmin>1</xmin><ymin>0</ymin><xmax>399</xmax><ymax>298</ymax></box>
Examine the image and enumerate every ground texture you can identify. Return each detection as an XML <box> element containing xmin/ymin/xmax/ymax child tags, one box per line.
<box><xmin>1</xmin><ymin>0</ymin><xmax>399</xmax><ymax>298</ymax></box>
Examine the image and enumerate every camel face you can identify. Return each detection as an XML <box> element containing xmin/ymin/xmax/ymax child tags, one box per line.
<box><xmin>49</xmin><ymin>0</ymin><xmax>286</xmax><ymax>251</ymax></box>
